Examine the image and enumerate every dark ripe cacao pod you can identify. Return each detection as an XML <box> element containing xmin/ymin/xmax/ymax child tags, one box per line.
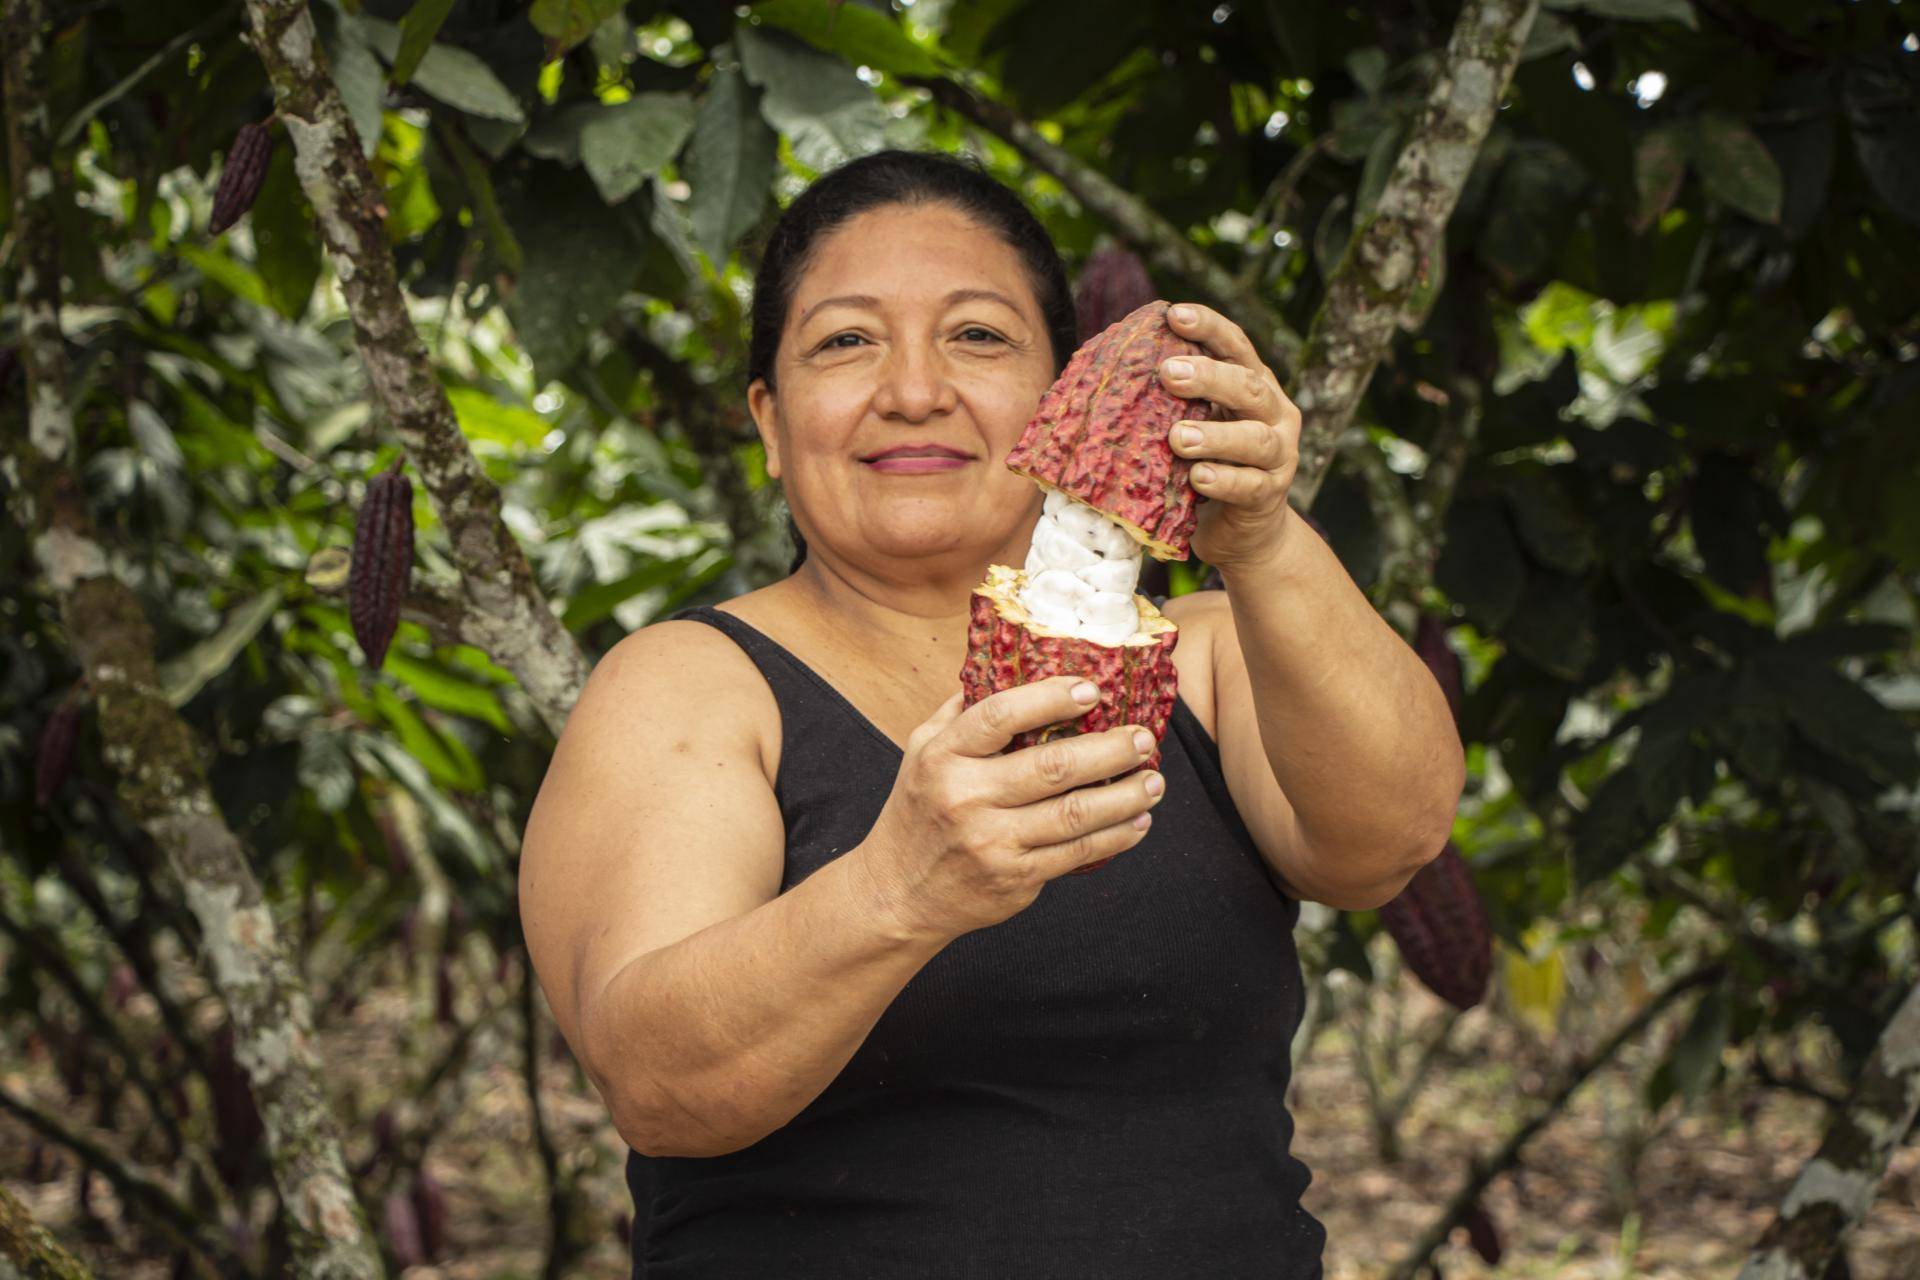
<box><xmin>372</xmin><ymin>1106</ymin><xmax>399</xmax><ymax>1157</ymax></box>
<box><xmin>1378</xmin><ymin>842</ymin><xmax>1492</xmax><ymax>1011</ymax></box>
<box><xmin>210</xmin><ymin>1024</ymin><xmax>265</xmax><ymax>1188</ymax></box>
<box><xmin>1006</xmin><ymin>300</ymin><xmax>1219</xmax><ymax>561</ymax></box>
<box><xmin>1074</xmin><ymin>246</ymin><xmax>1157</xmax><ymax>345</ymax></box>
<box><xmin>411</xmin><ymin>1169</ymin><xmax>449</xmax><ymax>1259</ymax></box>
<box><xmin>383</xmin><ymin>1187</ymin><xmax>426</xmax><ymax>1269</ymax></box>
<box><xmin>0</xmin><ymin>345</ymin><xmax>18</xmax><ymax>403</ymax></box>
<box><xmin>209</xmin><ymin>120</ymin><xmax>274</xmax><ymax>235</ymax></box>
<box><xmin>35</xmin><ymin>701</ymin><xmax>82</xmax><ymax>808</ymax></box>
<box><xmin>1461</xmin><ymin>1202</ymin><xmax>1503</xmax><ymax>1265</ymax></box>
<box><xmin>349</xmin><ymin>459</ymin><xmax>414</xmax><ymax>669</ymax></box>
<box><xmin>1413</xmin><ymin>613</ymin><xmax>1463</xmax><ymax>725</ymax></box>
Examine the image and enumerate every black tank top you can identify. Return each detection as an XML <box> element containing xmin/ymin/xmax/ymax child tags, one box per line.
<box><xmin>626</xmin><ymin>604</ymin><xmax>1325</xmax><ymax>1279</ymax></box>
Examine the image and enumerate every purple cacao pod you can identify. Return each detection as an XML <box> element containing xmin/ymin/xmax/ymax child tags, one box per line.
<box><xmin>1379</xmin><ymin>842</ymin><xmax>1492</xmax><ymax>1011</ymax></box>
<box><xmin>348</xmin><ymin>459</ymin><xmax>414</xmax><ymax>669</ymax></box>
<box><xmin>209</xmin><ymin>120</ymin><xmax>274</xmax><ymax>235</ymax></box>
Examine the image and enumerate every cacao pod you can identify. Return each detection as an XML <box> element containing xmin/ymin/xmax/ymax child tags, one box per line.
<box><xmin>349</xmin><ymin>458</ymin><xmax>414</xmax><ymax>669</ymax></box>
<box><xmin>35</xmin><ymin>700</ymin><xmax>82</xmax><ymax>808</ymax></box>
<box><xmin>0</xmin><ymin>344</ymin><xmax>18</xmax><ymax>403</ymax></box>
<box><xmin>1378</xmin><ymin>841</ymin><xmax>1492</xmax><ymax>1011</ymax></box>
<box><xmin>1074</xmin><ymin>246</ymin><xmax>1156</xmax><ymax>345</ymax></box>
<box><xmin>1413</xmin><ymin>613</ymin><xmax>1463</xmax><ymax>725</ymax></box>
<box><xmin>383</xmin><ymin>1187</ymin><xmax>426</xmax><ymax>1268</ymax></box>
<box><xmin>411</xmin><ymin>1169</ymin><xmax>449</xmax><ymax>1259</ymax></box>
<box><xmin>209</xmin><ymin>120</ymin><xmax>274</xmax><ymax>235</ymax></box>
<box><xmin>210</xmin><ymin>1024</ymin><xmax>265</xmax><ymax>1188</ymax></box>
<box><xmin>1460</xmin><ymin>1201</ymin><xmax>1502</xmax><ymax>1265</ymax></box>
<box><xmin>960</xmin><ymin>565</ymin><xmax>1178</xmax><ymax>875</ymax></box>
<box><xmin>1005</xmin><ymin>300</ymin><xmax>1219</xmax><ymax>562</ymax></box>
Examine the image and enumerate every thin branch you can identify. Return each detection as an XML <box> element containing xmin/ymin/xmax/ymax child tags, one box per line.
<box><xmin>1384</xmin><ymin>962</ymin><xmax>1724</xmax><ymax>1280</ymax></box>
<box><xmin>1232</xmin><ymin>135</ymin><xmax>1330</xmax><ymax>293</ymax></box>
<box><xmin>0</xmin><ymin>1181</ymin><xmax>97</xmax><ymax>1280</ymax></box>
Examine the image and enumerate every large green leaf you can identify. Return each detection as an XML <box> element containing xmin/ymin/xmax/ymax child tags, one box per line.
<box><xmin>358</xmin><ymin>17</ymin><xmax>525</xmax><ymax>123</ymax></box>
<box><xmin>446</xmin><ymin>386</ymin><xmax>550</xmax><ymax>447</ymax></box>
<box><xmin>1502</xmin><ymin>571</ymin><xmax>1596</xmax><ymax>681</ymax></box>
<box><xmin>530</xmin><ymin>0</ymin><xmax>625</xmax><ymax>57</ymax></box>
<box><xmin>1494</xmin><ymin>464</ymin><xmax>1595</xmax><ymax>577</ymax></box>
<box><xmin>1688</xmin><ymin>113</ymin><xmax>1781</xmax><ymax>224</ymax></box>
<box><xmin>314</xmin><ymin>0</ymin><xmax>385</xmax><ymax>156</ymax></box>
<box><xmin>159</xmin><ymin>589</ymin><xmax>285</xmax><ymax>708</ymax></box>
<box><xmin>751</xmin><ymin>0</ymin><xmax>946</xmax><ymax>78</ymax></box>
<box><xmin>1844</xmin><ymin>58</ymin><xmax>1920</xmax><ymax>230</ymax></box>
<box><xmin>1667</xmin><ymin>982</ymin><xmax>1732</xmax><ymax>1105</ymax></box>
<box><xmin>372</xmin><ymin>682</ymin><xmax>484</xmax><ymax>792</ymax></box>
<box><xmin>249</xmin><ymin>145</ymin><xmax>322</xmax><ymax>320</ymax></box>
<box><xmin>391</xmin><ymin>0</ymin><xmax>459</xmax><ymax>87</ymax></box>
<box><xmin>1545</xmin><ymin>0</ymin><xmax>1696</xmax><ymax>25</ymax></box>
<box><xmin>685</xmin><ymin>67</ymin><xmax>777</xmax><ymax>264</ymax></box>
<box><xmin>580</xmin><ymin>93</ymin><xmax>697</xmax><ymax>204</ymax></box>
<box><xmin>736</xmin><ymin>22</ymin><xmax>887</xmax><ymax>171</ymax></box>
<box><xmin>1632</xmin><ymin>122</ymin><xmax>1688</xmax><ymax>232</ymax></box>
<box><xmin>1767</xmin><ymin>661</ymin><xmax>1919</xmax><ymax>789</ymax></box>
<box><xmin>501</xmin><ymin>163</ymin><xmax>646</xmax><ymax>384</ymax></box>
<box><xmin>384</xmin><ymin>651</ymin><xmax>512</xmax><ymax>734</ymax></box>
<box><xmin>1435</xmin><ymin>498</ymin><xmax>1527</xmax><ymax>630</ymax></box>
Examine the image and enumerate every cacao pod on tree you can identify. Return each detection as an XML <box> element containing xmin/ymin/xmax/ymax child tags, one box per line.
<box><xmin>383</xmin><ymin>1187</ymin><xmax>426</xmax><ymax>1269</ymax></box>
<box><xmin>411</xmin><ymin>1169</ymin><xmax>449</xmax><ymax>1259</ymax></box>
<box><xmin>34</xmin><ymin>700</ymin><xmax>83</xmax><ymax>808</ymax></box>
<box><xmin>208</xmin><ymin>119</ymin><xmax>275</xmax><ymax>235</ymax></box>
<box><xmin>209</xmin><ymin>1024</ymin><xmax>265</xmax><ymax>1188</ymax></box>
<box><xmin>1074</xmin><ymin>246</ymin><xmax>1157</xmax><ymax>345</ymax></box>
<box><xmin>1414</xmin><ymin>613</ymin><xmax>1464</xmax><ymax>725</ymax></box>
<box><xmin>349</xmin><ymin>458</ymin><xmax>414</xmax><ymax>669</ymax></box>
<box><xmin>0</xmin><ymin>344</ymin><xmax>18</xmax><ymax>404</ymax></box>
<box><xmin>1378</xmin><ymin>841</ymin><xmax>1493</xmax><ymax>1010</ymax></box>
<box><xmin>1461</xmin><ymin>1201</ymin><xmax>1503</xmax><ymax>1264</ymax></box>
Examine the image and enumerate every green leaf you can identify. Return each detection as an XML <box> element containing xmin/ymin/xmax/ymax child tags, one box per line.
<box><xmin>1632</xmin><ymin>122</ymin><xmax>1688</xmax><ymax>232</ymax></box>
<box><xmin>1669</xmin><ymin>983</ymin><xmax>1731</xmax><ymax>1105</ymax></box>
<box><xmin>383</xmin><ymin>650</ymin><xmax>513</xmax><ymax>734</ymax></box>
<box><xmin>580</xmin><ymin>93</ymin><xmax>697</xmax><ymax>204</ymax></box>
<box><xmin>1776</xmin><ymin>623</ymin><xmax>1910</xmax><ymax>664</ymax></box>
<box><xmin>392</xmin><ymin>0</ymin><xmax>458</xmax><ymax>87</ymax></box>
<box><xmin>1767</xmin><ymin>662</ymin><xmax>1919</xmax><ymax>789</ymax></box>
<box><xmin>446</xmin><ymin>386</ymin><xmax>551</xmax><ymax>447</ymax></box>
<box><xmin>250</xmin><ymin>144</ymin><xmax>322</xmax><ymax>320</ymax></box>
<box><xmin>501</xmin><ymin>163</ymin><xmax>646</xmax><ymax>383</ymax></box>
<box><xmin>159</xmin><ymin>589</ymin><xmax>285</xmax><ymax>708</ymax></box>
<box><xmin>529</xmin><ymin>0</ymin><xmax>625</xmax><ymax>57</ymax></box>
<box><xmin>752</xmin><ymin>0</ymin><xmax>946</xmax><ymax>78</ymax></box>
<box><xmin>1688</xmin><ymin>113</ymin><xmax>1781</xmax><ymax>224</ymax></box>
<box><xmin>372</xmin><ymin>682</ymin><xmax>483</xmax><ymax>792</ymax></box>
<box><xmin>1546</xmin><ymin>0</ymin><xmax>1696</xmax><ymax>25</ymax></box>
<box><xmin>1844</xmin><ymin>59</ymin><xmax>1920</xmax><ymax>230</ymax></box>
<box><xmin>1502</xmin><ymin>571</ymin><xmax>1595</xmax><ymax>681</ymax></box>
<box><xmin>562</xmin><ymin>549</ymin><xmax>730</xmax><ymax>631</ymax></box>
<box><xmin>315</xmin><ymin>0</ymin><xmax>386</xmax><ymax>157</ymax></box>
<box><xmin>686</xmin><ymin>67</ymin><xmax>778</xmax><ymax>264</ymax></box>
<box><xmin>1436</xmin><ymin>499</ymin><xmax>1527</xmax><ymax>630</ymax></box>
<box><xmin>358</xmin><ymin>17</ymin><xmax>525</xmax><ymax>123</ymax></box>
<box><xmin>178</xmin><ymin>244</ymin><xmax>275</xmax><ymax>310</ymax></box>
<box><xmin>736</xmin><ymin>22</ymin><xmax>887</xmax><ymax>171</ymax></box>
<box><xmin>1494</xmin><ymin>464</ymin><xmax>1595</xmax><ymax>577</ymax></box>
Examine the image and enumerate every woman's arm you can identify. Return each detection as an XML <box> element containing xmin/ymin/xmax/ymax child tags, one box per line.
<box><xmin>519</xmin><ymin>622</ymin><xmax>950</xmax><ymax>1158</ymax></box>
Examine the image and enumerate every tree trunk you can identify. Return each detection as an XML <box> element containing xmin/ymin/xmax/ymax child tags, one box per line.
<box><xmin>0</xmin><ymin>1184</ymin><xmax>95</xmax><ymax>1280</ymax></box>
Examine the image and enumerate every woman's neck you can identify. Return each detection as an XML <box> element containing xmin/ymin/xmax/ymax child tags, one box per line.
<box><xmin>783</xmin><ymin>552</ymin><xmax>980</xmax><ymax>656</ymax></box>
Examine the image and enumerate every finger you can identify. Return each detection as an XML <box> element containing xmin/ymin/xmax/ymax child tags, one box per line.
<box><xmin>1160</xmin><ymin>352</ymin><xmax>1284</xmax><ymax>423</ymax></box>
<box><xmin>909</xmin><ymin>690</ymin><xmax>968</xmax><ymax>749</ymax></box>
<box><xmin>1171</xmin><ymin>417</ymin><xmax>1295</xmax><ymax>472</ymax></box>
<box><xmin>1190</xmin><ymin>460</ymin><xmax>1292</xmax><ymax>509</ymax></box>
<box><xmin>1020</xmin><ymin>767</ymin><xmax>1165</xmax><ymax>847</ymax></box>
<box><xmin>1030</xmin><ymin>810</ymin><xmax>1155</xmax><ymax>877</ymax></box>
<box><xmin>1166</xmin><ymin>302</ymin><xmax>1262</xmax><ymax>369</ymax></box>
<box><xmin>942</xmin><ymin>676</ymin><xmax>1099</xmax><ymax>759</ymax></box>
<box><xmin>986</xmin><ymin>723</ymin><xmax>1157</xmax><ymax>806</ymax></box>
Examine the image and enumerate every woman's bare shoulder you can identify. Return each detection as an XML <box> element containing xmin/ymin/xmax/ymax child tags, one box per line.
<box><xmin>1157</xmin><ymin>588</ymin><xmax>1227</xmax><ymax>739</ymax></box>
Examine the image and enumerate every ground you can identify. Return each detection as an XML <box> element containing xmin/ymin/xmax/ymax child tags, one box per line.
<box><xmin>4</xmin><ymin>972</ymin><xmax>1917</xmax><ymax>1278</ymax></box>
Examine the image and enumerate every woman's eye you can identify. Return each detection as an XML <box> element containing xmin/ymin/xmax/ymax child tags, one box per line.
<box><xmin>824</xmin><ymin>332</ymin><xmax>867</xmax><ymax>349</ymax></box>
<box><xmin>959</xmin><ymin>328</ymin><xmax>1002</xmax><ymax>343</ymax></box>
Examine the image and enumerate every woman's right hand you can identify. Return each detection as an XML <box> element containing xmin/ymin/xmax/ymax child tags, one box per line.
<box><xmin>853</xmin><ymin>676</ymin><xmax>1165</xmax><ymax>941</ymax></box>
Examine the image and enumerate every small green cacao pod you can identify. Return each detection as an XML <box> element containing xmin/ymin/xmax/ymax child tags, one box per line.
<box><xmin>1073</xmin><ymin>246</ymin><xmax>1157</xmax><ymax>345</ymax></box>
<box><xmin>1378</xmin><ymin>841</ymin><xmax>1491</xmax><ymax>1011</ymax></box>
<box><xmin>209</xmin><ymin>120</ymin><xmax>275</xmax><ymax>235</ymax></box>
<box><xmin>35</xmin><ymin>701</ymin><xmax>82</xmax><ymax>808</ymax></box>
<box><xmin>349</xmin><ymin>459</ymin><xmax>414</xmax><ymax>669</ymax></box>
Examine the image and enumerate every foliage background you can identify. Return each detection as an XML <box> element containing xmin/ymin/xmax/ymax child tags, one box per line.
<box><xmin>2</xmin><ymin>0</ymin><xmax>1918</xmax><ymax>1276</ymax></box>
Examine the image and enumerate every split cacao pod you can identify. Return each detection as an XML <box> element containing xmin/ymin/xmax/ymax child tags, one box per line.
<box><xmin>960</xmin><ymin>565</ymin><xmax>1178</xmax><ymax>875</ymax></box>
<box><xmin>1413</xmin><ymin>613</ymin><xmax>1463</xmax><ymax>725</ymax></box>
<box><xmin>35</xmin><ymin>701</ymin><xmax>82</xmax><ymax>808</ymax></box>
<box><xmin>1074</xmin><ymin>246</ymin><xmax>1156</xmax><ymax>345</ymax></box>
<box><xmin>209</xmin><ymin>120</ymin><xmax>274</xmax><ymax>235</ymax></box>
<box><xmin>1005</xmin><ymin>300</ymin><xmax>1219</xmax><ymax>562</ymax></box>
<box><xmin>1378</xmin><ymin>841</ymin><xmax>1492</xmax><ymax>1011</ymax></box>
<box><xmin>349</xmin><ymin>459</ymin><xmax>414</xmax><ymax>669</ymax></box>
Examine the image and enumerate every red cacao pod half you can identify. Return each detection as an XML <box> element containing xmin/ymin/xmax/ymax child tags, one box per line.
<box><xmin>209</xmin><ymin>120</ymin><xmax>275</xmax><ymax>236</ymax></box>
<box><xmin>1074</xmin><ymin>246</ymin><xmax>1157</xmax><ymax>345</ymax></box>
<box><xmin>1378</xmin><ymin>841</ymin><xmax>1492</xmax><ymax>1011</ymax></box>
<box><xmin>1005</xmin><ymin>300</ymin><xmax>1219</xmax><ymax>561</ymax></box>
<box><xmin>960</xmin><ymin>566</ymin><xmax>1177</xmax><ymax>875</ymax></box>
<box><xmin>349</xmin><ymin>458</ymin><xmax>414</xmax><ymax>669</ymax></box>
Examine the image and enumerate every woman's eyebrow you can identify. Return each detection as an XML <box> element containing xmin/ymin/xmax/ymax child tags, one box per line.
<box><xmin>797</xmin><ymin>288</ymin><xmax>1023</xmax><ymax>326</ymax></box>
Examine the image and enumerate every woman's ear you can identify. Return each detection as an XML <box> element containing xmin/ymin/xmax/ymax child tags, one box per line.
<box><xmin>747</xmin><ymin>378</ymin><xmax>781</xmax><ymax>480</ymax></box>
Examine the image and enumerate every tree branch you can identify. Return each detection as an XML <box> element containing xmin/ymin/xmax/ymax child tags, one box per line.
<box><xmin>1739</xmin><ymin>976</ymin><xmax>1920</xmax><ymax>1280</ymax></box>
<box><xmin>0</xmin><ymin>1181</ymin><xmax>96</xmax><ymax>1280</ymax></box>
<box><xmin>239</xmin><ymin>0</ymin><xmax>590</xmax><ymax>738</ymax></box>
<box><xmin>2</xmin><ymin>6</ymin><xmax>381</xmax><ymax>1276</ymax></box>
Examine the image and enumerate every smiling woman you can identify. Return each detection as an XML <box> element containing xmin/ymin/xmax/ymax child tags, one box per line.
<box><xmin>517</xmin><ymin>148</ymin><xmax>1456</xmax><ymax>1280</ymax></box>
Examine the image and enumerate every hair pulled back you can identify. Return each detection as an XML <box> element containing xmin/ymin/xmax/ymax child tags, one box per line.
<box><xmin>745</xmin><ymin>149</ymin><xmax>1077</xmax><ymax>572</ymax></box>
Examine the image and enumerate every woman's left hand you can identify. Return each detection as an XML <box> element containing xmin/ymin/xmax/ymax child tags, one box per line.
<box><xmin>1158</xmin><ymin>303</ymin><xmax>1302</xmax><ymax>572</ymax></box>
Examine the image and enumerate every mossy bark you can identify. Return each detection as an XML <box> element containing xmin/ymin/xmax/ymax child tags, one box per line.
<box><xmin>0</xmin><ymin>1185</ymin><xmax>95</xmax><ymax>1280</ymax></box>
<box><xmin>239</xmin><ymin>0</ymin><xmax>590</xmax><ymax>736</ymax></box>
<box><xmin>2</xmin><ymin>5</ymin><xmax>382</xmax><ymax>1278</ymax></box>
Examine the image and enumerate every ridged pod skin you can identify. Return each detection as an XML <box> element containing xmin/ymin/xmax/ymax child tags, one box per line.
<box><xmin>1073</xmin><ymin>246</ymin><xmax>1157</xmax><ymax>345</ymax></box>
<box><xmin>1377</xmin><ymin>841</ymin><xmax>1492</xmax><ymax>1011</ymax></box>
<box><xmin>349</xmin><ymin>459</ymin><xmax>414</xmax><ymax>669</ymax></box>
<box><xmin>209</xmin><ymin>120</ymin><xmax>274</xmax><ymax>235</ymax></box>
<box><xmin>960</xmin><ymin>566</ymin><xmax>1178</xmax><ymax>874</ymax></box>
<box><xmin>1413</xmin><ymin>613</ymin><xmax>1464</xmax><ymax>725</ymax></box>
<box><xmin>1005</xmin><ymin>300</ymin><xmax>1218</xmax><ymax>561</ymax></box>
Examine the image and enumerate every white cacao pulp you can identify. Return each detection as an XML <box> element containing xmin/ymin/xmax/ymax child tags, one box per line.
<box><xmin>1019</xmin><ymin>489</ymin><xmax>1145</xmax><ymax>646</ymax></box>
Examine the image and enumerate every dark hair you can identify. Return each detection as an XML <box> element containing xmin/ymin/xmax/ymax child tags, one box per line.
<box><xmin>745</xmin><ymin>149</ymin><xmax>1077</xmax><ymax>573</ymax></box>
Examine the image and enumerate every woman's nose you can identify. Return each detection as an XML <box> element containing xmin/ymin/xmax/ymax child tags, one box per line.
<box><xmin>870</xmin><ymin>344</ymin><xmax>958</xmax><ymax>421</ymax></box>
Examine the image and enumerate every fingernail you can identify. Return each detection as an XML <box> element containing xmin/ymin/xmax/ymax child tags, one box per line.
<box><xmin>1175</xmin><ymin>425</ymin><xmax>1203</xmax><ymax>448</ymax></box>
<box><xmin>1164</xmin><ymin>358</ymin><xmax>1193</xmax><ymax>379</ymax></box>
<box><xmin>1132</xmin><ymin>730</ymin><xmax>1154</xmax><ymax>755</ymax></box>
<box><xmin>1143</xmin><ymin>772</ymin><xmax>1165</xmax><ymax>797</ymax></box>
<box><xmin>1070</xmin><ymin>681</ymin><xmax>1100</xmax><ymax>704</ymax></box>
<box><xmin>1170</xmin><ymin>305</ymin><xmax>1197</xmax><ymax>324</ymax></box>
<box><xmin>1133</xmin><ymin>813</ymin><xmax>1153</xmax><ymax>830</ymax></box>
<box><xmin>1193</xmin><ymin>464</ymin><xmax>1216</xmax><ymax>484</ymax></box>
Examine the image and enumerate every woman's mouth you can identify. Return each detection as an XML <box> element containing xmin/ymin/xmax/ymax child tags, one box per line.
<box><xmin>861</xmin><ymin>447</ymin><xmax>972</xmax><ymax>474</ymax></box>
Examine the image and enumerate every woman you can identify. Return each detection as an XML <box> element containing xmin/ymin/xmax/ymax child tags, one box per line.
<box><xmin>520</xmin><ymin>149</ymin><xmax>1464</xmax><ymax>1278</ymax></box>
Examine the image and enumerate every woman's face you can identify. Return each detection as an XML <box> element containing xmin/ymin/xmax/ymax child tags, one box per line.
<box><xmin>748</xmin><ymin>202</ymin><xmax>1057</xmax><ymax>573</ymax></box>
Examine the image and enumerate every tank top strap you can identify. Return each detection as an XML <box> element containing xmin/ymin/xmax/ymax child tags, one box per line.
<box><xmin>666</xmin><ymin>604</ymin><xmax>803</xmax><ymax>688</ymax></box>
